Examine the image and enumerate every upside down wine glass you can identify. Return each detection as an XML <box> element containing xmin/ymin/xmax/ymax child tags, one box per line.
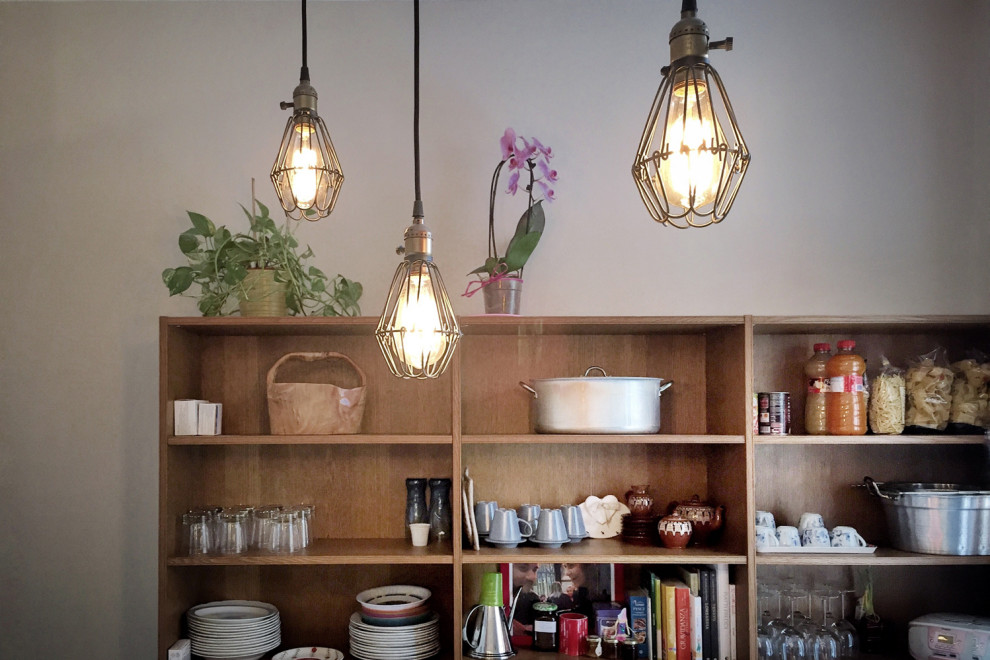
<box><xmin>828</xmin><ymin>590</ymin><xmax>860</xmax><ymax>659</ymax></box>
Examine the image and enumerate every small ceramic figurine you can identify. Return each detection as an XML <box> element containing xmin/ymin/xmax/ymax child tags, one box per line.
<box><xmin>579</xmin><ymin>494</ymin><xmax>631</xmax><ymax>538</ymax></box>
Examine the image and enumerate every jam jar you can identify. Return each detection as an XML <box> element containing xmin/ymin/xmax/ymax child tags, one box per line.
<box><xmin>532</xmin><ymin>602</ymin><xmax>558</xmax><ymax>651</ymax></box>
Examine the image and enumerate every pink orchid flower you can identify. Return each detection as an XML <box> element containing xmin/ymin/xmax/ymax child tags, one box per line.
<box><xmin>505</xmin><ymin>170</ymin><xmax>520</xmax><ymax>195</ymax></box>
<box><xmin>500</xmin><ymin>128</ymin><xmax>517</xmax><ymax>161</ymax></box>
<box><xmin>534</xmin><ymin>179</ymin><xmax>555</xmax><ymax>201</ymax></box>
<box><xmin>532</xmin><ymin>137</ymin><xmax>553</xmax><ymax>159</ymax></box>
<box><xmin>536</xmin><ymin>159</ymin><xmax>558</xmax><ymax>183</ymax></box>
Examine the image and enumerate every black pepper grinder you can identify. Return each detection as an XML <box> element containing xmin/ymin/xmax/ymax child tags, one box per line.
<box><xmin>428</xmin><ymin>478</ymin><xmax>452</xmax><ymax>543</ymax></box>
<box><xmin>405</xmin><ymin>478</ymin><xmax>428</xmax><ymax>539</ymax></box>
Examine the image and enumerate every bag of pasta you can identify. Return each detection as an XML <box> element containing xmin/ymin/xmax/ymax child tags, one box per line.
<box><xmin>869</xmin><ymin>356</ymin><xmax>905</xmax><ymax>434</ymax></box>
<box><xmin>947</xmin><ymin>352</ymin><xmax>990</xmax><ymax>433</ymax></box>
<box><xmin>904</xmin><ymin>347</ymin><xmax>954</xmax><ymax>432</ymax></box>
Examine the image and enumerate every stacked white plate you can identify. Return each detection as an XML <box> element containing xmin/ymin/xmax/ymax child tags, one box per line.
<box><xmin>187</xmin><ymin>600</ymin><xmax>281</xmax><ymax>660</ymax></box>
<box><xmin>348</xmin><ymin>611</ymin><xmax>440</xmax><ymax>660</ymax></box>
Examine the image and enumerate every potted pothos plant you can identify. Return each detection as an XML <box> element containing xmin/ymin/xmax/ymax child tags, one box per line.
<box><xmin>162</xmin><ymin>199</ymin><xmax>362</xmax><ymax>317</ymax></box>
<box><xmin>464</xmin><ymin>128</ymin><xmax>557</xmax><ymax>314</ymax></box>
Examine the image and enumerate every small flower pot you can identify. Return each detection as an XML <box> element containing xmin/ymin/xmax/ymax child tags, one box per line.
<box><xmin>483</xmin><ymin>277</ymin><xmax>523</xmax><ymax>315</ymax></box>
<box><xmin>238</xmin><ymin>269</ymin><xmax>288</xmax><ymax>317</ymax></box>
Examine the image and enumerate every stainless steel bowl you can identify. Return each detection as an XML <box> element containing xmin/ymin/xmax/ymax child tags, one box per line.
<box><xmin>864</xmin><ymin>477</ymin><xmax>990</xmax><ymax>555</ymax></box>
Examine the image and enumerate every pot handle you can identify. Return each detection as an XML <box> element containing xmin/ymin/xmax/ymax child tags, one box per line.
<box><xmin>658</xmin><ymin>380</ymin><xmax>674</xmax><ymax>394</ymax></box>
<box><xmin>584</xmin><ymin>366</ymin><xmax>608</xmax><ymax>377</ymax></box>
<box><xmin>863</xmin><ymin>476</ymin><xmax>895</xmax><ymax>500</ymax></box>
<box><xmin>519</xmin><ymin>381</ymin><xmax>538</xmax><ymax>398</ymax></box>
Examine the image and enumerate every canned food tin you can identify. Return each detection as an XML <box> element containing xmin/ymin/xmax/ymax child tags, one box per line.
<box><xmin>758</xmin><ymin>392</ymin><xmax>791</xmax><ymax>435</ymax></box>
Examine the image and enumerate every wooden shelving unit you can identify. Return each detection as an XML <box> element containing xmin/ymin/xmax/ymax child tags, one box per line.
<box><xmin>752</xmin><ymin>315</ymin><xmax>990</xmax><ymax>658</ymax></box>
<box><xmin>159</xmin><ymin>315</ymin><xmax>990</xmax><ymax>659</ymax></box>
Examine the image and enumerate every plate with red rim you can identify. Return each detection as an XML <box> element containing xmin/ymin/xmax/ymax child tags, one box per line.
<box><xmin>355</xmin><ymin>585</ymin><xmax>431</xmax><ymax>617</ymax></box>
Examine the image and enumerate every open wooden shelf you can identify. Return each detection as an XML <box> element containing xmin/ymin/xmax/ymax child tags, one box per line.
<box><xmin>461</xmin><ymin>538</ymin><xmax>746</xmax><ymax>564</ymax></box>
<box><xmin>755</xmin><ymin>547</ymin><xmax>990</xmax><ymax>566</ymax></box>
<box><xmin>169</xmin><ymin>433</ymin><xmax>453</xmax><ymax>446</ymax></box>
<box><xmin>462</xmin><ymin>433</ymin><xmax>745</xmax><ymax>445</ymax></box>
<box><xmin>755</xmin><ymin>433</ymin><xmax>986</xmax><ymax>445</ymax></box>
<box><xmin>159</xmin><ymin>315</ymin><xmax>990</xmax><ymax>659</ymax></box>
<box><xmin>167</xmin><ymin>538</ymin><xmax>454</xmax><ymax>566</ymax></box>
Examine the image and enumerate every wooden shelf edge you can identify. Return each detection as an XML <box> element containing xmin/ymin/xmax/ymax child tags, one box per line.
<box><xmin>752</xmin><ymin>315</ymin><xmax>990</xmax><ymax>334</ymax></box>
<box><xmin>168</xmin><ymin>434</ymin><xmax>453</xmax><ymax>446</ymax></box>
<box><xmin>755</xmin><ymin>548</ymin><xmax>990</xmax><ymax>566</ymax></box>
<box><xmin>460</xmin><ymin>538</ymin><xmax>747</xmax><ymax>564</ymax></box>
<box><xmin>166</xmin><ymin>538</ymin><xmax>454</xmax><ymax>566</ymax></box>
<box><xmin>463</xmin><ymin>434</ymin><xmax>745</xmax><ymax>445</ymax></box>
<box><xmin>755</xmin><ymin>434</ymin><xmax>986</xmax><ymax>446</ymax></box>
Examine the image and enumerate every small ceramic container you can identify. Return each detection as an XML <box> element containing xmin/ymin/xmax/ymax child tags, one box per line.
<box><xmin>669</xmin><ymin>495</ymin><xmax>725</xmax><ymax>546</ymax></box>
<box><xmin>657</xmin><ymin>513</ymin><xmax>693</xmax><ymax>548</ymax></box>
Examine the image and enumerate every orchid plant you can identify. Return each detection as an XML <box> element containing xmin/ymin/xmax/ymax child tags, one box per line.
<box><xmin>468</xmin><ymin>128</ymin><xmax>557</xmax><ymax>280</ymax></box>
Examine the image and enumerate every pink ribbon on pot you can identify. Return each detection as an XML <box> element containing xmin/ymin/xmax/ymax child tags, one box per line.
<box><xmin>462</xmin><ymin>268</ymin><xmax>521</xmax><ymax>298</ymax></box>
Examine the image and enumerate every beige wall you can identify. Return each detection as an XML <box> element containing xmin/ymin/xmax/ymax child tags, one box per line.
<box><xmin>1</xmin><ymin>0</ymin><xmax>987</xmax><ymax>656</ymax></box>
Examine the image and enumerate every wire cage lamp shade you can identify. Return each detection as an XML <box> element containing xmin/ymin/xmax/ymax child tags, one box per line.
<box><xmin>272</xmin><ymin>106</ymin><xmax>343</xmax><ymax>221</ymax></box>
<box><xmin>376</xmin><ymin>252</ymin><xmax>461</xmax><ymax>380</ymax></box>
<box><xmin>632</xmin><ymin>1</ymin><xmax>750</xmax><ymax>228</ymax></box>
<box><xmin>375</xmin><ymin>0</ymin><xmax>461</xmax><ymax>379</ymax></box>
<box><xmin>271</xmin><ymin>0</ymin><xmax>344</xmax><ymax>221</ymax></box>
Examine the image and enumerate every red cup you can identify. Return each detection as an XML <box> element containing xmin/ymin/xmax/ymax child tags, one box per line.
<box><xmin>559</xmin><ymin>612</ymin><xmax>588</xmax><ymax>656</ymax></box>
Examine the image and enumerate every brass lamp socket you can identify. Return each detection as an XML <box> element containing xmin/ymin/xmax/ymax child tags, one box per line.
<box><xmin>403</xmin><ymin>220</ymin><xmax>433</xmax><ymax>262</ymax></box>
<box><xmin>292</xmin><ymin>78</ymin><xmax>319</xmax><ymax>114</ymax></box>
<box><xmin>669</xmin><ymin>11</ymin><xmax>710</xmax><ymax>65</ymax></box>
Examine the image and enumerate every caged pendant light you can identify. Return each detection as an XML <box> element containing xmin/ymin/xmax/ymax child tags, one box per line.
<box><xmin>271</xmin><ymin>0</ymin><xmax>344</xmax><ymax>221</ymax></box>
<box><xmin>632</xmin><ymin>0</ymin><xmax>750</xmax><ymax>228</ymax></box>
<box><xmin>375</xmin><ymin>0</ymin><xmax>461</xmax><ymax>380</ymax></box>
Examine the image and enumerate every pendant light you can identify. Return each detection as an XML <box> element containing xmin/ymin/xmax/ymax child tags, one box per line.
<box><xmin>271</xmin><ymin>0</ymin><xmax>344</xmax><ymax>221</ymax></box>
<box><xmin>632</xmin><ymin>0</ymin><xmax>750</xmax><ymax>228</ymax></box>
<box><xmin>375</xmin><ymin>0</ymin><xmax>461</xmax><ymax>380</ymax></box>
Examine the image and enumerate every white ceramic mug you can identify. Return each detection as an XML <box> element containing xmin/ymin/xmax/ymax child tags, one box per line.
<box><xmin>755</xmin><ymin>525</ymin><xmax>779</xmax><ymax>549</ymax></box>
<box><xmin>801</xmin><ymin>526</ymin><xmax>831</xmax><ymax>547</ymax></box>
<box><xmin>755</xmin><ymin>510</ymin><xmax>776</xmax><ymax>529</ymax></box>
<box><xmin>776</xmin><ymin>525</ymin><xmax>801</xmax><ymax>547</ymax></box>
<box><xmin>831</xmin><ymin>525</ymin><xmax>867</xmax><ymax>547</ymax></box>
<box><xmin>798</xmin><ymin>512</ymin><xmax>826</xmax><ymax>532</ymax></box>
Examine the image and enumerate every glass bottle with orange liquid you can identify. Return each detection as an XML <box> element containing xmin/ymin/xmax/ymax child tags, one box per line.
<box><xmin>826</xmin><ymin>340</ymin><xmax>867</xmax><ymax>434</ymax></box>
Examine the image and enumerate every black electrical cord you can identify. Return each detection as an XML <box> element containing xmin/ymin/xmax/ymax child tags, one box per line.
<box><xmin>300</xmin><ymin>0</ymin><xmax>310</xmax><ymax>82</ymax></box>
<box><xmin>413</xmin><ymin>0</ymin><xmax>423</xmax><ymax>218</ymax></box>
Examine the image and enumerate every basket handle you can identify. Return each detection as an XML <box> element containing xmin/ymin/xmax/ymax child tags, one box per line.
<box><xmin>266</xmin><ymin>352</ymin><xmax>366</xmax><ymax>389</ymax></box>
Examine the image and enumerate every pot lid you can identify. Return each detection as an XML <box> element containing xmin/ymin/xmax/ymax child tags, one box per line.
<box><xmin>532</xmin><ymin>366</ymin><xmax>670</xmax><ymax>384</ymax></box>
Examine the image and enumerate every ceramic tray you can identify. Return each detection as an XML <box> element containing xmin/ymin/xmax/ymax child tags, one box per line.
<box><xmin>756</xmin><ymin>545</ymin><xmax>878</xmax><ymax>554</ymax></box>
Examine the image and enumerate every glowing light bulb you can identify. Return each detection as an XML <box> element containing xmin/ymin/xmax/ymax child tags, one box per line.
<box><xmin>391</xmin><ymin>263</ymin><xmax>448</xmax><ymax>371</ymax></box>
<box><xmin>286</xmin><ymin>123</ymin><xmax>322</xmax><ymax>209</ymax></box>
<box><xmin>660</xmin><ymin>80</ymin><xmax>722</xmax><ymax>209</ymax></box>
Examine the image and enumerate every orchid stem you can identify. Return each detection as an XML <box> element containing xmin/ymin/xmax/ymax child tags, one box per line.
<box><xmin>489</xmin><ymin>159</ymin><xmax>507</xmax><ymax>261</ymax></box>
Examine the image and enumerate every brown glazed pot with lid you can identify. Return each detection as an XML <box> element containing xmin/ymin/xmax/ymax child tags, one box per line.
<box><xmin>668</xmin><ymin>494</ymin><xmax>725</xmax><ymax>546</ymax></box>
<box><xmin>656</xmin><ymin>512</ymin><xmax>693</xmax><ymax>549</ymax></box>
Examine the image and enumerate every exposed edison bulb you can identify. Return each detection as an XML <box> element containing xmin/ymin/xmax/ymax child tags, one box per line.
<box><xmin>391</xmin><ymin>263</ymin><xmax>448</xmax><ymax>371</ymax></box>
<box><xmin>660</xmin><ymin>79</ymin><xmax>722</xmax><ymax>209</ymax></box>
<box><xmin>287</xmin><ymin>123</ymin><xmax>322</xmax><ymax>209</ymax></box>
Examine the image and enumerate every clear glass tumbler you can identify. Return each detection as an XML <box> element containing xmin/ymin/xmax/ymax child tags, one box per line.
<box><xmin>273</xmin><ymin>511</ymin><xmax>301</xmax><ymax>553</ymax></box>
<box><xmin>182</xmin><ymin>512</ymin><xmax>212</xmax><ymax>556</ymax></box>
<box><xmin>216</xmin><ymin>512</ymin><xmax>247</xmax><ymax>555</ymax></box>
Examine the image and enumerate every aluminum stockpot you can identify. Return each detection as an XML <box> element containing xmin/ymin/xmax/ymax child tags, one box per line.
<box><xmin>864</xmin><ymin>477</ymin><xmax>990</xmax><ymax>555</ymax></box>
<box><xmin>519</xmin><ymin>366</ymin><xmax>673</xmax><ymax>434</ymax></box>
